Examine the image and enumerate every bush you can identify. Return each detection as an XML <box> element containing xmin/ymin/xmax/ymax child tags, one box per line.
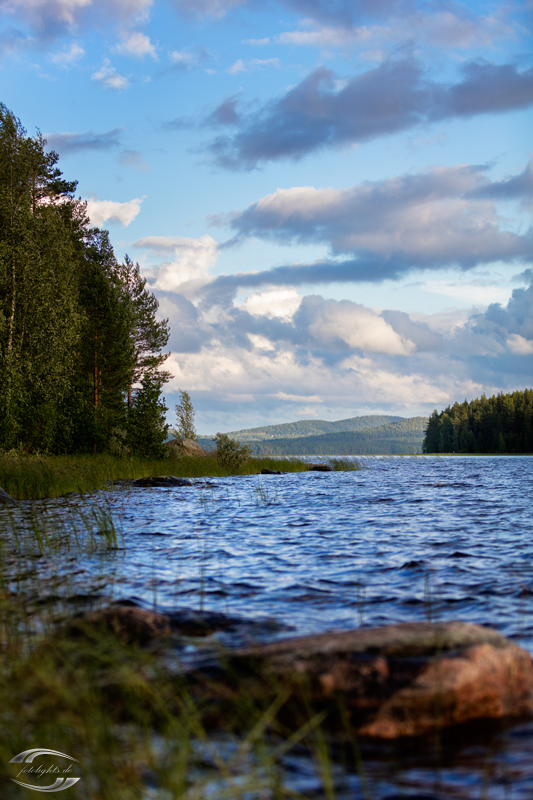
<box><xmin>213</xmin><ymin>432</ymin><xmax>251</xmax><ymax>472</ymax></box>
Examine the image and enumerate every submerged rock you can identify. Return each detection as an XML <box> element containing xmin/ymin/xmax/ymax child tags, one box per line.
<box><xmin>131</xmin><ymin>476</ymin><xmax>192</xmax><ymax>488</ymax></box>
<box><xmin>0</xmin><ymin>487</ymin><xmax>17</xmax><ymax>505</ymax></box>
<box><xmin>65</xmin><ymin>602</ymin><xmax>290</xmax><ymax>647</ymax></box>
<box><xmin>66</xmin><ymin>605</ymin><xmax>172</xmax><ymax>645</ymax></box>
<box><xmin>192</xmin><ymin>621</ymin><xmax>533</xmax><ymax>739</ymax></box>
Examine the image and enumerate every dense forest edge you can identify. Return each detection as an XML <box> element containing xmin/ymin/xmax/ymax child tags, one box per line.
<box><xmin>422</xmin><ymin>389</ymin><xmax>533</xmax><ymax>453</ymax></box>
<box><xmin>0</xmin><ymin>105</ymin><xmax>171</xmax><ymax>457</ymax></box>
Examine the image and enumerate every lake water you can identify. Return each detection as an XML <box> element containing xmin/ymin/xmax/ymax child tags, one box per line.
<box><xmin>6</xmin><ymin>455</ymin><xmax>533</xmax><ymax>799</ymax></box>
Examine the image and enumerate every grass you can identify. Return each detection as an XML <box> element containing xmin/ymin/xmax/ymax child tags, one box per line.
<box><xmin>0</xmin><ymin>453</ymin><xmax>325</xmax><ymax>501</ymax></box>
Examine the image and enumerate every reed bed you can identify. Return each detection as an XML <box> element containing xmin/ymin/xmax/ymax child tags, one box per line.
<box><xmin>0</xmin><ymin>453</ymin><xmax>324</xmax><ymax>501</ymax></box>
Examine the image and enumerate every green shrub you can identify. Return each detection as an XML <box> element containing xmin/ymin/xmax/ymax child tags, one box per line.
<box><xmin>213</xmin><ymin>432</ymin><xmax>251</xmax><ymax>472</ymax></box>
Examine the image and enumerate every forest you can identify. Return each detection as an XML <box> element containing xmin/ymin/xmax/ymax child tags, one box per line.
<box><xmin>422</xmin><ymin>389</ymin><xmax>533</xmax><ymax>453</ymax></box>
<box><xmin>198</xmin><ymin>414</ymin><xmax>404</xmax><ymax>444</ymax></box>
<box><xmin>0</xmin><ymin>105</ymin><xmax>171</xmax><ymax>456</ymax></box>
<box><xmin>227</xmin><ymin>417</ymin><xmax>428</xmax><ymax>456</ymax></box>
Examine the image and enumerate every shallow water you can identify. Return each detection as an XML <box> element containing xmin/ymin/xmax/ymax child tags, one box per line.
<box><xmin>5</xmin><ymin>455</ymin><xmax>533</xmax><ymax>798</ymax></box>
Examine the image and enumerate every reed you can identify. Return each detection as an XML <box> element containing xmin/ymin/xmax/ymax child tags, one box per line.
<box><xmin>0</xmin><ymin>453</ymin><xmax>315</xmax><ymax>501</ymax></box>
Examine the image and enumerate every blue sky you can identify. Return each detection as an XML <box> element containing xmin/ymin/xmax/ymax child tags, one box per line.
<box><xmin>1</xmin><ymin>0</ymin><xmax>532</xmax><ymax>432</ymax></box>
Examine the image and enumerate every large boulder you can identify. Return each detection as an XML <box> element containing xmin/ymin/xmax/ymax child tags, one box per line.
<box><xmin>167</xmin><ymin>438</ymin><xmax>210</xmax><ymax>457</ymax></box>
<box><xmin>193</xmin><ymin>621</ymin><xmax>533</xmax><ymax>739</ymax></box>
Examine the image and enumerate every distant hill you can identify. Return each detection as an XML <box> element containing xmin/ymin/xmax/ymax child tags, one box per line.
<box><xmin>198</xmin><ymin>415</ymin><xmax>428</xmax><ymax>455</ymax></box>
<box><xmin>198</xmin><ymin>414</ymin><xmax>403</xmax><ymax>450</ymax></box>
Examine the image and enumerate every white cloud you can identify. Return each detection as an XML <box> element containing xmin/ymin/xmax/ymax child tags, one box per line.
<box><xmin>114</xmin><ymin>31</ymin><xmax>157</xmax><ymax>58</ymax></box>
<box><xmin>241</xmin><ymin>287</ymin><xmax>302</xmax><ymax>320</ymax></box>
<box><xmin>227</xmin><ymin>57</ymin><xmax>280</xmax><ymax>74</ymax></box>
<box><xmin>85</xmin><ymin>196</ymin><xmax>144</xmax><ymax>227</ymax></box>
<box><xmin>92</xmin><ymin>58</ymin><xmax>129</xmax><ymax>89</ymax></box>
<box><xmin>227</xmin><ymin>58</ymin><xmax>245</xmax><ymax>74</ymax></box>
<box><xmin>307</xmin><ymin>300</ymin><xmax>416</xmax><ymax>355</ymax></box>
<box><xmin>506</xmin><ymin>334</ymin><xmax>533</xmax><ymax>355</ymax></box>
<box><xmin>243</xmin><ymin>37</ymin><xmax>270</xmax><ymax>45</ymax></box>
<box><xmin>134</xmin><ymin>234</ymin><xmax>219</xmax><ymax>295</ymax></box>
<box><xmin>227</xmin><ymin>165</ymin><xmax>533</xmax><ymax>271</ymax></box>
<box><xmin>49</xmin><ymin>41</ymin><xmax>85</xmax><ymax>65</ymax></box>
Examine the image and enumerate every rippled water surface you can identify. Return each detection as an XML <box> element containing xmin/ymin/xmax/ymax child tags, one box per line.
<box><xmin>103</xmin><ymin>455</ymin><xmax>533</xmax><ymax>648</ymax></box>
<box><xmin>6</xmin><ymin>455</ymin><xmax>533</xmax><ymax>799</ymax></box>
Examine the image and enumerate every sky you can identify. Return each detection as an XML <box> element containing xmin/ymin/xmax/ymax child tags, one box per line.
<box><xmin>1</xmin><ymin>0</ymin><xmax>532</xmax><ymax>433</ymax></box>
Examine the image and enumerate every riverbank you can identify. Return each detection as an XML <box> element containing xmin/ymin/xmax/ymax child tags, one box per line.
<box><xmin>0</xmin><ymin>452</ymin><xmax>335</xmax><ymax>500</ymax></box>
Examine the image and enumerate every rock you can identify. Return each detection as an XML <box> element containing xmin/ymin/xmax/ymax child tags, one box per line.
<box><xmin>66</xmin><ymin>604</ymin><xmax>172</xmax><ymax>645</ymax></box>
<box><xmin>308</xmin><ymin>463</ymin><xmax>334</xmax><ymax>472</ymax></box>
<box><xmin>131</xmin><ymin>476</ymin><xmax>192</xmax><ymax>488</ymax></box>
<box><xmin>167</xmin><ymin>438</ymin><xmax>210</xmax><ymax>457</ymax></box>
<box><xmin>195</xmin><ymin>621</ymin><xmax>533</xmax><ymax>739</ymax></box>
<box><xmin>260</xmin><ymin>468</ymin><xmax>284</xmax><ymax>475</ymax></box>
<box><xmin>167</xmin><ymin>607</ymin><xmax>291</xmax><ymax>639</ymax></box>
<box><xmin>0</xmin><ymin>487</ymin><xmax>17</xmax><ymax>505</ymax></box>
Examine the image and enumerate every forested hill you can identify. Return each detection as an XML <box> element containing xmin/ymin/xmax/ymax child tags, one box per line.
<box><xmin>199</xmin><ymin>414</ymin><xmax>403</xmax><ymax>445</ymax></box>
<box><xmin>199</xmin><ymin>417</ymin><xmax>427</xmax><ymax>455</ymax></box>
<box><xmin>423</xmin><ymin>389</ymin><xmax>533</xmax><ymax>453</ymax></box>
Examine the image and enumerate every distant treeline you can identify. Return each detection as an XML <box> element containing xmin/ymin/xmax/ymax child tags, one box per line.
<box><xmin>209</xmin><ymin>414</ymin><xmax>403</xmax><ymax>443</ymax></box>
<box><xmin>225</xmin><ymin>417</ymin><xmax>428</xmax><ymax>456</ymax></box>
<box><xmin>423</xmin><ymin>389</ymin><xmax>533</xmax><ymax>454</ymax></box>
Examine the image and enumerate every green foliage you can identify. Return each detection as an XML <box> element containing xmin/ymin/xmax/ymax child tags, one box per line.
<box><xmin>127</xmin><ymin>374</ymin><xmax>169</xmax><ymax>458</ymax></box>
<box><xmin>0</xmin><ymin>105</ymin><xmax>170</xmax><ymax>455</ymax></box>
<box><xmin>213</xmin><ymin>432</ymin><xmax>251</xmax><ymax>472</ymax></box>
<box><xmin>173</xmin><ymin>389</ymin><xmax>197</xmax><ymax>441</ymax></box>
<box><xmin>422</xmin><ymin>389</ymin><xmax>533</xmax><ymax>454</ymax></box>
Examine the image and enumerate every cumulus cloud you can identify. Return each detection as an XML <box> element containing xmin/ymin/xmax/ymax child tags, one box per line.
<box><xmin>134</xmin><ymin>234</ymin><xmax>219</xmax><ymax>295</ymax></box>
<box><xmin>85</xmin><ymin>196</ymin><xmax>144</xmax><ymax>227</ymax></box>
<box><xmin>92</xmin><ymin>59</ymin><xmax>130</xmax><ymax>89</ymax></box>
<box><xmin>242</xmin><ymin>287</ymin><xmax>302</xmax><ymax>320</ymax></box>
<box><xmin>44</xmin><ymin>127</ymin><xmax>123</xmax><ymax>155</ymax></box>
<box><xmin>113</xmin><ymin>31</ymin><xmax>157</xmax><ymax>58</ymax></box>
<box><xmin>207</xmin><ymin>57</ymin><xmax>533</xmax><ymax>168</ymax></box>
<box><xmin>206</xmin><ymin>162</ymin><xmax>533</xmax><ymax>291</ymax></box>
<box><xmin>301</xmin><ymin>297</ymin><xmax>416</xmax><ymax>355</ymax></box>
<box><xmin>159</xmin><ymin>275</ymin><xmax>533</xmax><ymax>425</ymax></box>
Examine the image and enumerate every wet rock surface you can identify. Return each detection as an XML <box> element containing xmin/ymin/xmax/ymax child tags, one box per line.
<box><xmin>66</xmin><ymin>601</ymin><xmax>291</xmax><ymax>647</ymax></box>
<box><xmin>190</xmin><ymin>620</ymin><xmax>533</xmax><ymax>739</ymax></box>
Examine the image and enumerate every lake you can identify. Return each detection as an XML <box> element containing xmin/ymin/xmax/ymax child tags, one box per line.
<box><xmin>5</xmin><ymin>455</ymin><xmax>533</xmax><ymax>799</ymax></box>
